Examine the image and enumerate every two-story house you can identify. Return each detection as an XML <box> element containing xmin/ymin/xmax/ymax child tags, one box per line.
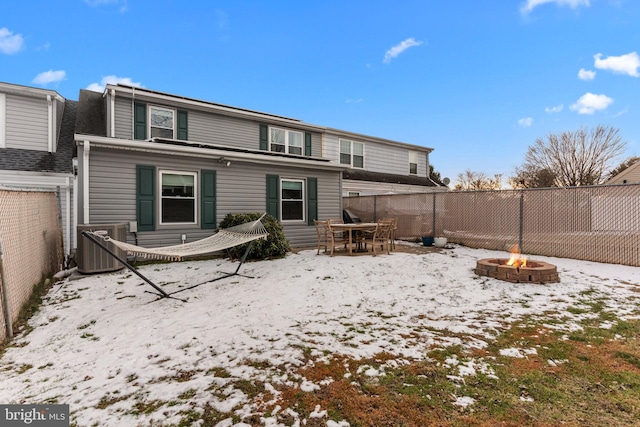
<box><xmin>324</xmin><ymin>128</ymin><xmax>442</xmax><ymax>196</ymax></box>
<box><xmin>73</xmin><ymin>84</ymin><xmax>444</xmax><ymax>249</ymax></box>
<box><xmin>0</xmin><ymin>82</ymin><xmax>76</xmax><ymax>256</ymax></box>
<box><xmin>74</xmin><ymin>84</ymin><xmax>346</xmax><ymax>248</ymax></box>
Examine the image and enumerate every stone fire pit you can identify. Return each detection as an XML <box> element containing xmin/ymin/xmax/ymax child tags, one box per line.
<box><xmin>475</xmin><ymin>258</ymin><xmax>559</xmax><ymax>284</ymax></box>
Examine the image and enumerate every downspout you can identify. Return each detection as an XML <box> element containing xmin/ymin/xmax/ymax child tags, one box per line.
<box><xmin>72</xmin><ymin>158</ymin><xmax>78</xmax><ymax>252</ymax></box>
<box><xmin>131</xmin><ymin>87</ymin><xmax>135</xmax><ymax>138</ymax></box>
<box><xmin>0</xmin><ymin>239</ymin><xmax>13</xmax><ymax>339</ymax></box>
<box><xmin>110</xmin><ymin>88</ymin><xmax>116</xmax><ymax>137</ymax></box>
<box><xmin>47</xmin><ymin>95</ymin><xmax>53</xmax><ymax>152</ymax></box>
<box><xmin>82</xmin><ymin>141</ymin><xmax>90</xmax><ymax>224</ymax></box>
<box><xmin>65</xmin><ymin>176</ymin><xmax>71</xmax><ymax>256</ymax></box>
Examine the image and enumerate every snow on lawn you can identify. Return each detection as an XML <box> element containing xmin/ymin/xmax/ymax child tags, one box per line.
<box><xmin>1</xmin><ymin>243</ymin><xmax>639</xmax><ymax>426</ymax></box>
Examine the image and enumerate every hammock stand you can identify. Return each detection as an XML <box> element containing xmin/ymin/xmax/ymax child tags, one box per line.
<box><xmin>80</xmin><ymin>214</ymin><xmax>269</xmax><ymax>301</ymax></box>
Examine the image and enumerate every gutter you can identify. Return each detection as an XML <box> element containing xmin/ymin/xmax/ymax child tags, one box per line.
<box><xmin>75</xmin><ymin>134</ymin><xmax>349</xmax><ymax>172</ymax></box>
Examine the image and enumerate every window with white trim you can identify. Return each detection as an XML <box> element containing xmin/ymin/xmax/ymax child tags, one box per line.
<box><xmin>150</xmin><ymin>106</ymin><xmax>175</xmax><ymax>138</ymax></box>
<box><xmin>409</xmin><ymin>151</ymin><xmax>418</xmax><ymax>175</ymax></box>
<box><xmin>270</xmin><ymin>127</ymin><xmax>303</xmax><ymax>155</ymax></box>
<box><xmin>339</xmin><ymin>139</ymin><xmax>364</xmax><ymax>168</ymax></box>
<box><xmin>160</xmin><ymin>170</ymin><xmax>197</xmax><ymax>224</ymax></box>
<box><xmin>281</xmin><ymin>178</ymin><xmax>305</xmax><ymax>221</ymax></box>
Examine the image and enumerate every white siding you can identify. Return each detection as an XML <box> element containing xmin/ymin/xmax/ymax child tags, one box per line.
<box><xmin>5</xmin><ymin>94</ymin><xmax>48</xmax><ymax>151</ymax></box>
<box><xmin>0</xmin><ymin>93</ymin><xmax>5</xmax><ymax>148</ymax></box>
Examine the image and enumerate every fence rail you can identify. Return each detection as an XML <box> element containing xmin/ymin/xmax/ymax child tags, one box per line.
<box><xmin>343</xmin><ymin>183</ymin><xmax>640</xmax><ymax>267</ymax></box>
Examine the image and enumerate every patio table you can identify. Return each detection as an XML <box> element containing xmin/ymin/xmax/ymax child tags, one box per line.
<box><xmin>329</xmin><ymin>222</ymin><xmax>378</xmax><ymax>255</ymax></box>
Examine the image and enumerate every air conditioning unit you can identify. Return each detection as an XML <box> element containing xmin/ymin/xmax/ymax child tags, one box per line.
<box><xmin>76</xmin><ymin>223</ymin><xmax>127</xmax><ymax>274</ymax></box>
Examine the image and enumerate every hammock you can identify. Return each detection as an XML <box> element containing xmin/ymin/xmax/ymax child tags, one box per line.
<box><xmin>86</xmin><ymin>215</ymin><xmax>269</xmax><ymax>261</ymax></box>
<box><xmin>80</xmin><ymin>214</ymin><xmax>270</xmax><ymax>301</ymax></box>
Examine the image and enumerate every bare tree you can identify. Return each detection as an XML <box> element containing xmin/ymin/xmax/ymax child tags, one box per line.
<box><xmin>509</xmin><ymin>166</ymin><xmax>557</xmax><ymax>188</ymax></box>
<box><xmin>454</xmin><ymin>169</ymin><xmax>502</xmax><ymax>190</ymax></box>
<box><xmin>518</xmin><ymin>125</ymin><xmax>627</xmax><ymax>187</ymax></box>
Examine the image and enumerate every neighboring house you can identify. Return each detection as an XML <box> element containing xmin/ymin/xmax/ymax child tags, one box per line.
<box><xmin>0</xmin><ymin>82</ymin><xmax>76</xmax><ymax>256</ymax></box>
<box><xmin>324</xmin><ymin>128</ymin><xmax>444</xmax><ymax>196</ymax></box>
<box><xmin>606</xmin><ymin>160</ymin><xmax>640</xmax><ymax>184</ymax></box>
<box><xmin>74</xmin><ymin>84</ymin><xmax>346</xmax><ymax>248</ymax></box>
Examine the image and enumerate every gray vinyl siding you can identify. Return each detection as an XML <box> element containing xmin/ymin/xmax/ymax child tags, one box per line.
<box><xmin>112</xmin><ymin>96</ymin><xmax>322</xmax><ymax>156</ymax></box>
<box><xmin>114</xmin><ymin>96</ymin><xmax>132</xmax><ymax>139</ymax></box>
<box><xmin>84</xmin><ymin>146</ymin><xmax>340</xmax><ymax>248</ymax></box>
<box><xmin>325</xmin><ymin>133</ymin><xmax>427</xmax><ymax>176</ymax></box>
<box><xmin>5</xmin><ymin>94</ymin><xmax>48</xmax><ymax>151</ymax></box>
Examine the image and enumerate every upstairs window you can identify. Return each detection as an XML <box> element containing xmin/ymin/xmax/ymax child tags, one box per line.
<box><xmin>409</xmin><ymin>151</ymin><xmax>418</xmax><ymax>175</ymax></box>
<box><xmin>340</xmin><ymin>139</ymin><xmax>364</xmax><ymax>168</ymax></box>
<box><xmin>160</xmin><ymin>170</ymin><xmax>197</xmax><ymax>224</ymax></box>
<box><xmin>150</xmin><ymin>106</ymin><xmax>175</xmax><ymax>138</ymax></box>
<box><xmin>270</xmin><ymin>127</ymin><xmax>303</xmax><ymax>155</ymax></box>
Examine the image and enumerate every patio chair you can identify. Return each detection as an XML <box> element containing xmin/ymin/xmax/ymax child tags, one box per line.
<box><xmin>362</xmin><ymin>220</ymin><xmax>392</xmax><ymax>256</ymax></box>
<box><xmin>313</xmin><ymin>219</ymin><xmax>329</xmax><ymax>254</ymax></box>
<box><xmin>325</xmin><ymin>219</ymin><xmax>349</xmax><ymax>256</ymax></box>
<box><xmin>381</xmin><ymin>217</ymin><xmax>398</xmax><ymax>250</ymax></box>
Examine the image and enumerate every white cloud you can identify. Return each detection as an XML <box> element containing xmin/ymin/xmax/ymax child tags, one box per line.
<box><xmin>594</xmin><ymin>52</ymin><xmax>640</xmax><ymax>77</ymax></box>
<box><xmin>520</xmin><ymin>0</ymin><xmax>590</xmax><ymax>14</ymax></box>
<box><xmin>570</xmin><ymin>92</ymin><xmax>613</xmax><ymax>114</ymax></box>
<box><xmin>86</xmin><ymin>75</ymin><xmax>143</xmax><ymax>92</ymax></box>
<box><xmin>545</xmin><ymin>104</ymin><xmax>563</xmax><ymax>113</ymax></box>
<box><xmin>345</xmin><ymin>98</ymin><xmax>363</xmax><ymax>104</ymax></box>
<box><xmin>518</xmin><ymin>117</ymin><xmax>533</xmax><ymax>127</ymax></box>
<box><xmin>32</xmin><ymin>70</ymin><xmax>66</xmax><ymax>85</ymax></box>
<box><xmin>383</xmin><ymin>38</ymin><xmax>424</xmax><ymax>64</ymax></box>
<box><xmin>578</xmin><ymin>68</ymin><xmax>596</xmax><ymax>80</ymax></box>
<box><xmin>0</xmin><ymin>27</ymin><xmax>24</xmax><ymax>54</ymax></box>
<box><xmin>84</xmin><ymin>0</ymin><xmax>128</xmax><ymax>12</ymax></box>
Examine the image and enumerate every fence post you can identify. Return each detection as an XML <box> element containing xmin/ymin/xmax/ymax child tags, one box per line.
<box><xmin>373</xmin><ymin>195</ymin><xmax>377</xmax><ymax>222</ymax></box>
<box><xmin>519</xmin><ymin>190</ymin><xmax>524</xmax><ymax>252</ymax></box>
<box><xmin>432</xmin><ymin>192</ymin><xmax>437</xmax><ymax>236</ymax></box>
<box><xmin>0</xmin><ymin>249</ymin><xmax>13</xmax><ymax>339</ymax></box>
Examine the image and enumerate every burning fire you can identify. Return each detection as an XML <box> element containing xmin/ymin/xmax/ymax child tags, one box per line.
<box><xmin>506</xmin><ymin>245</ymin><xmax>527</xmax><ymax>268</ymax></box>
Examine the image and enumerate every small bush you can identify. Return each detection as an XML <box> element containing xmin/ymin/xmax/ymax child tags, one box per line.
<box><xmin>218</xmin><ymin>212</ymin><xmax>290</xmax><ymax>261</ymax></box>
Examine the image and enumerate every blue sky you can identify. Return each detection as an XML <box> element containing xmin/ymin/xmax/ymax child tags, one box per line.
<box><xmin>2</xmin><ymin>0</ymin><xmax>639</xmax><ymax>183</ymax></box>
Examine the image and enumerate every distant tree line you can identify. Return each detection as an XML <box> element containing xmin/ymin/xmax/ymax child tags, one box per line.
<box><xmin>450</xmin><ymin>125</ymin><xmax>635</xmax><ymax>190</ymax></box>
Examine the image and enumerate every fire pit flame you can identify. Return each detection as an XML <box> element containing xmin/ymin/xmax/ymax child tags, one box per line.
<box><xmin>506</xmin><ymin>245</ymin><xmax>527</xmax><ymax>270</ymax></box>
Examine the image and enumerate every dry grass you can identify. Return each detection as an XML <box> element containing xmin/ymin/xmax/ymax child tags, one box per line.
<box><xmin>247</xmin><ymin>315</ymin><xmax>640</xmax><ymax>427</ymax></box>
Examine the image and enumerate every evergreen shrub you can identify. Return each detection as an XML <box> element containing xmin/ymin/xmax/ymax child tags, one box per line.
<box><xmin>218</xmin><ymin>212</ymin><xmax>290</xmax><ymax>261</ymax></box>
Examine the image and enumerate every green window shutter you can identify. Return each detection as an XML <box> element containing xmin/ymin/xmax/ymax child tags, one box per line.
<box><xmin>177</xmin><ymin>110</ymin><xmax>188</xmax><ymax>140</ymax></box>
<box><xmin>134</xmin><ymin>103</ymin><xmax>147</xmax><ymax>140</ymax></box>
<box><xmin>307</xmin><ymin>177</ymin><xmax>318</xmax><ymax>225</ymax></box>
<box><xmin>259</xmin><ymin>124</ymin><xmax>268</xmax><ymax>150</ymax></box>
<box><xmin>136</xmin><ymin>165</ymin><xmax>155</xmax><ymax>231</ymax></box>
<box><xmin>266</xmin><ymin>174</ymin><xmax>280</xmax><ymax>219</ymax></box>
<box><xmin>304</xmin><ymin>132</ymin><xmax>312</xmax><ymax>156</ymax></box>
<box><xmin>201</xmin><ymin>170</ymin><xmax>217</xmax><ymax>229</ymax></box>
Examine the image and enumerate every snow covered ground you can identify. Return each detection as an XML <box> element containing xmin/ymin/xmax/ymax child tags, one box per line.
<box><xmin>1</xmin><ymin>242</ymin><xmax>639</xmax><ymax>426</ymax></box>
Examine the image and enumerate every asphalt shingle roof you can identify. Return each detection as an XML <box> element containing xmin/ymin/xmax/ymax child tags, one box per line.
<box><xmin>0</xmin><ymin>99</ymin><xmax>77</xmax><ymax>174</ymax></box>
